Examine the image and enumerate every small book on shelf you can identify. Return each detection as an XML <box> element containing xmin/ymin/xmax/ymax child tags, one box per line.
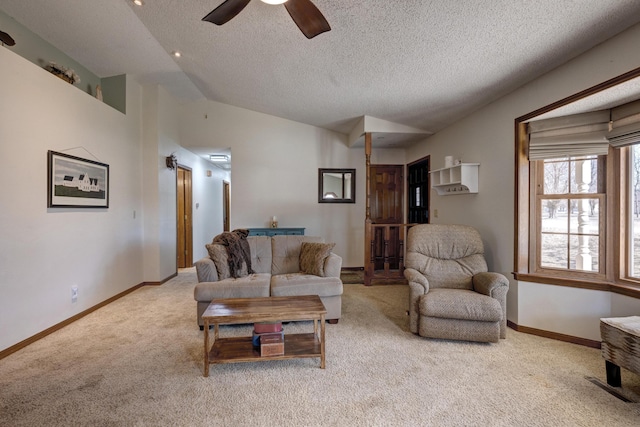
<box><xmin>254</xmin><ymin>321</ymin><xmax>283</xmax><ymax>334</ymax></box>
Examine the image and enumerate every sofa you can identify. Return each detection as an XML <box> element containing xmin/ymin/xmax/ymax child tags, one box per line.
<box><xmin>194</xmin><ymin>234</ymin><xmax>343</xmax><ymax>328</ymax></box>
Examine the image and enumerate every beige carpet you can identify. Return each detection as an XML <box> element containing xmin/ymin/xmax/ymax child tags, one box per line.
<box><xmin>1</xmin><ymin>269</ymin><xmax>639</xmax><ymax>426</ymax></box>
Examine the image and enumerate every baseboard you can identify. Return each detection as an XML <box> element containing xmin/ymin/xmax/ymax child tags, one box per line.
<box><xmin>0</xmin><ymin>273</ymin><xmax>176</xmax><ymax>361</ymax></box>
<box><xmin>341</xmin><ymin>267</ymin><xmax>364</xmax><ymax>271</ymax></box>
<box><xmin>507</xmin><ymin>320</ymin><xmax>601</xmax><ymax>349</ymax></box>
<box><xmin>142</xmin><ymin>271</ymin><xmax>178</xmax><ymax>286</ymax></box>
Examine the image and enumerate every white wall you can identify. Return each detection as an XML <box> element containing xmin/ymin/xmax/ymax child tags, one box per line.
<box><xmin>179</xmin><ymin>100</ymin><xmax>365</xmax><ymax>267</ymax></box>
<box><xmin>0</xmin><ymin>48</ymin><xmax>144</xmax><ymax>351</ymax></box>
<box><xmin>0</xmin><ymin>52</ymin><xmax>229</xmax><ymax>352</ymax></box>
<box><xmin>406</xmin><ymin>22</ymin><xmax>640</xmax><ymax>339</ymax></box>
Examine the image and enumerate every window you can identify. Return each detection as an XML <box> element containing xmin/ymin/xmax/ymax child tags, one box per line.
<box><xmin>514</xmin><ymin>66</ymin><xmax>640</xmax><ymax>298</ymax></box>
<box><xmin>629</xmin><ymin>145</ymin><xmax>640</xmax><ymax>278</ymax></box>
<box><xmin>535</xmin><ymin>156</ymin><xmax>605</xmax><ymax>277</ymax></box>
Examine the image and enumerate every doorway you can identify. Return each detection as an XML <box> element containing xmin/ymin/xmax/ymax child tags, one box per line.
<box><xmin>177</xmin><ymin>166</ymin><xmax>193</xmax><ymax>268</ymax></box>
<box><xmin>407</xmin><ymin>156</ymin><xmax>430</xmax><ymax>224</ymax></box>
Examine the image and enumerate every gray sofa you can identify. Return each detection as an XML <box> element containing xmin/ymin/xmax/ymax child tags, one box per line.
<box><xmin>194</xmin><ymin>235</ymin><xmax>343</xmax><ymax>328</ymax></box>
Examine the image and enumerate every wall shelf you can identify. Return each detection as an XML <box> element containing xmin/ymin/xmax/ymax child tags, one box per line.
<box><xmin>430</xmin><ymin>163</ymin><xmax>479</xmax><ymax>195</ymax></box>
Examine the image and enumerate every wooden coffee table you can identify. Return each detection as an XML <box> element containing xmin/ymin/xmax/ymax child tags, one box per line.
<box><xmin>201</xmin><ymin>295</ymin><xmax>327</xmax><ymax>377</ymax></box>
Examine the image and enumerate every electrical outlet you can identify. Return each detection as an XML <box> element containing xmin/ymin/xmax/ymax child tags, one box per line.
<box><xmin>434</xmin><ymin>209</ymin><xmax>438</xmax><ymax>218</ymax></box>
<box><xmin>71</xmin><ymin>286</ymin><xmax>78</xmax><ymax>303</ymax></box>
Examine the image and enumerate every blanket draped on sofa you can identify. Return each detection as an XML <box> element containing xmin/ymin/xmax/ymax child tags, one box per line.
<box><xmin>212</xmin><ymin>229</ymin><xmax>254</xmax><ymax>278</ymax></box>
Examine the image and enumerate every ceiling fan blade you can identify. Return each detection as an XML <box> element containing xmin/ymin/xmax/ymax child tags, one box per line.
<box><xmin>284</xmin><ymin>0</ymin><xmax>331</xmax><ymax>39</ymax></box>
<box><xmin>0</xmin><ymin>30</ymin><xmax>16</xmax><ymax>46</ymax></box>
<box><xmin>202</xmin><ymin>0</ymin><xmax>251</xmax><ymax>25</ymax></box>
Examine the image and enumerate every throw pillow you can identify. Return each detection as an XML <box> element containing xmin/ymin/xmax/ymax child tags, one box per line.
<box><xmin>300</xmin><ymin>242</ymin><xmax>335</xmax><ymax>277</ymax></box>
<box><xmin>206</xmin><ymin>243</ymin><xmax>231</xmax><ymax>280</ymax></box>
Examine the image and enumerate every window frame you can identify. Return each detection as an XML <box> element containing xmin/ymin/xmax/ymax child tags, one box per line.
<box><xmin>531</xmin><ymin>156</ymin><xmax>607</xmax><ymax>280</ymax></box>
<box><xmin>514</xmin><ymin>67</ymin><xmax>640</xmax><ymax>299</ymax></box>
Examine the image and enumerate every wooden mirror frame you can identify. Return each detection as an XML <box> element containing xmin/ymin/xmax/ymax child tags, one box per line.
<box><xmin>318</xmin><ymin>168</ymin><xmax>356</xmax><ymax>203</ymax></box>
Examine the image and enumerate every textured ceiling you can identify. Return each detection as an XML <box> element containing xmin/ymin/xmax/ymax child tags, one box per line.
<box><xmin>2</xmin><ymin>0</ymin><xmax>640</xmax><ymax>148</ymax></box>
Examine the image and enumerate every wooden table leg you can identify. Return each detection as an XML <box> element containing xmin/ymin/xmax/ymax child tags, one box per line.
<box><xmin>204</xmin><ymin>319</ymin><xmax>210</xmax><ymax>377</ymax></box>
<box><xmin>320</xmin><ymin>314</ymin><xmax>326</xmax><ymax>369</ymax></box>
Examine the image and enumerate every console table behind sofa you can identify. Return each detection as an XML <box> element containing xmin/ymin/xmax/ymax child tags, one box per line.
<box><xmin>247</xmin><ymin>228</ymin><xmax>305</xmax><ymax>236</ymax></box>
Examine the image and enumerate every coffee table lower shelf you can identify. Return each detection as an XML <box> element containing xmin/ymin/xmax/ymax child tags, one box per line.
<box><xmin>209</xmin><ymin>333</ymin><xmax>321</xmax><ymax>364</ymax></box>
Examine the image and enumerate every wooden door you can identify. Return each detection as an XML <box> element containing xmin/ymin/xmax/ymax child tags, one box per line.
<box><xmin>369</xmin><ymin>165</ymin><xmax>404</xmax><ymax>270</ymax></box>
<box><xmin>177</xmin><ymin>167</ymin><xmax>193</xmax><ymax>268</ymax></box>
<box><xmin>407</xmin><ymin>156</ymin><xmax>430</xmax><ymax>224</ymax></box>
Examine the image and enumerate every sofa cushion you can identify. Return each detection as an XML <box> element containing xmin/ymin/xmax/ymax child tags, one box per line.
<box><xmin>248</xmin><ymin>236</ymin><xmax>272</xmax><ymax>274</ymax></box>
<box><xmin>194</xmin><ymin>273</ymin><xmax>271</xmax><ymax>301</ymax></box>
<box><xmin>419</xmin><ymin>288</ymin><xmax>502</xmax><ymax>322</ymax></box>
<box><xmin>271</xmin><ymin>235</ymin><xmax>323</xmax><ymax>275</ymax></box>
<box><xmin>300</xmin><ymin>242</ymin><xmax>335</xmax><ymax>277</ymax></box>
<box><xmin>270</xmin><ymin>273</ymin><xmax>343</xmax><ymax>297</ymax></box>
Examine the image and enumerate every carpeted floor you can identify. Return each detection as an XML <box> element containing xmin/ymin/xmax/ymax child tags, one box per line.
<box><xmin>1</xmin><ymin>269</ymin><xmax>639</xmax><ymax>426</ymax></box>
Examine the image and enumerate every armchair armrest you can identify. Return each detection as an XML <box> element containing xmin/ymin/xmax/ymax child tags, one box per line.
<box><xmin>194</xmin><ymin>257</ymin><xmax>219</xmax><ymax>283</ymax></box>
<box><xmin>472</xmin><ymin>272</ymin><xmax>509</xmax><ymax>298</ymax></box>
<box><xmin>323</xmin><ymin>253</ymin><xmax>342</xmax><ymax>278</ymax></box>
<box><xmin>404</xmin><ymin>267</ymin><xmax>430</xmax><ymax>334</ymax></box>
<box><xmin>473</xmin><ymin>271</ymin><xmax>509</xmax><ymax>339</ymax></box>
<box><xmin>404</xmin><ymin>268</ymin><xmax>429</xmax><ymax>292</ymax></box>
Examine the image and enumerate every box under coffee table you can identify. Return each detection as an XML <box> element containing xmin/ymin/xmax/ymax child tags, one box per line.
<box><xmin>201</xmin><ymin>295</ymin><xmax>327</xmax><ymax>377</ymax></box>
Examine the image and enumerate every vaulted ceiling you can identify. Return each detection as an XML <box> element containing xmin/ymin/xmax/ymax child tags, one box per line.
<box><xmin>2</xmin><ymin>0</ymin><xmax>640</xmax><ymax>147</ymax></box>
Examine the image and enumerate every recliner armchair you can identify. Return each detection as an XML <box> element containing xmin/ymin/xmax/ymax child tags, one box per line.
<box><xmin>404</xmin><ymin>224</ymin><xmax>509</xmax><ymax>343</ymax></box>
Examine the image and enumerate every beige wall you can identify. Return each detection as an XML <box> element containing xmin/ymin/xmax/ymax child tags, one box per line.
<box><xmin>179</xmin><ymin>99</ymin><xmax>368</xmax><ymax>267</ymax></box>
<box><xmin>0</xmin><ymin>48</ymin><xmax>144</xmax><ymax>351</ymax></box>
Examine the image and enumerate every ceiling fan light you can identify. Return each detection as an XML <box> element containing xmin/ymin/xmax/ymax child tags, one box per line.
<box><xmin>261</xmin><ymin>0</ymin><xmax>288</xmax><ymax>5</ymax></box>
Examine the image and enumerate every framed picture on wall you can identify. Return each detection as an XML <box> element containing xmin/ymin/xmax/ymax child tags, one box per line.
<box><xmin>47</xmin><ymin>150</ymin><xmax>109</xmax><ymax>208</ymax></box>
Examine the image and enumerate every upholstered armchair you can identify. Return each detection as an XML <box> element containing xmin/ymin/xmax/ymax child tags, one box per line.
<box><xmin>404</xmin><ymin>224</ymin><xmax>509</xmax><ymax>343</ymax></box>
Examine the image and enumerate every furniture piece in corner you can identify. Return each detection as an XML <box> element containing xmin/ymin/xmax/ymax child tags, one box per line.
<box><xmin>404</xmin><ymin>224</ymin><xmax>509</xmax><ymax>343</ymax></box>
<box><xmin>600</xmin><ymin>316</ymin><xmax>640</xmax><ymax>387</ymax></box>
<box><xmin>247</xmin><ymin>228</ymin><xmax>305</xmax><ymax>236</ymax></box>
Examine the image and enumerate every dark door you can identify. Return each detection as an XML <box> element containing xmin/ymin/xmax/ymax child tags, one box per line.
<box><xmin>407</xmin><ymin>156</ymin><xmax>430</xmax><ymax>224</ymax></box>
<box><xmin>369</xmin><ymin>165</ymin><xmax>404</xmax><ymax>270</ymax></box>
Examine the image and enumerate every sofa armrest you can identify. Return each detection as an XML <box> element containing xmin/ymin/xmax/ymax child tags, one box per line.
<box><xmin>404</xmin><ymin>267</ymin><xmax>430</xmax><ymax>334</ymax></box>
<box><xmin>194</xmin><ymin>257</ymin><xmax>219</xmax><ymax>283</ymax></box>
<box><xmin>324</xmin><ymin>253</ymin><xmax>342</xmax><ymax>278</ymax></box>
<box><xmin>472</xmin><ymin>272</ymin><xmax>509</xmax><ymax>298</ymax></box>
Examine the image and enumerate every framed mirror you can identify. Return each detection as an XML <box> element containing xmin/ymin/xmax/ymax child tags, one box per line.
<box><xmin>318</xmin><ymin>168</ymin><xmax>356</xmax><ymax>203</ymax></box>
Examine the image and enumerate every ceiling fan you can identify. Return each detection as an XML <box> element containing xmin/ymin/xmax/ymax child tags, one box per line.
<box><xmin>203</xmin><ymin>0</ymin><xmax>331</xmax><ymax>39</ymax></box>
<box><xmin>0</xmin><ymin>30</ymin><xmax>16</xmax><ymax>46</ymax></box>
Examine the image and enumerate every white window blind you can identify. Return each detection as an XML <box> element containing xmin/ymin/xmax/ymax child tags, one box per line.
<box><xmin>608</xmin><ymin>99</ymin><xmax>640</xmax><ymax>148</ymax></box>
<box><xmin>528</xmin><ymin>110</ymin><xmax>610</xmax><ymax>160</ymax></box>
